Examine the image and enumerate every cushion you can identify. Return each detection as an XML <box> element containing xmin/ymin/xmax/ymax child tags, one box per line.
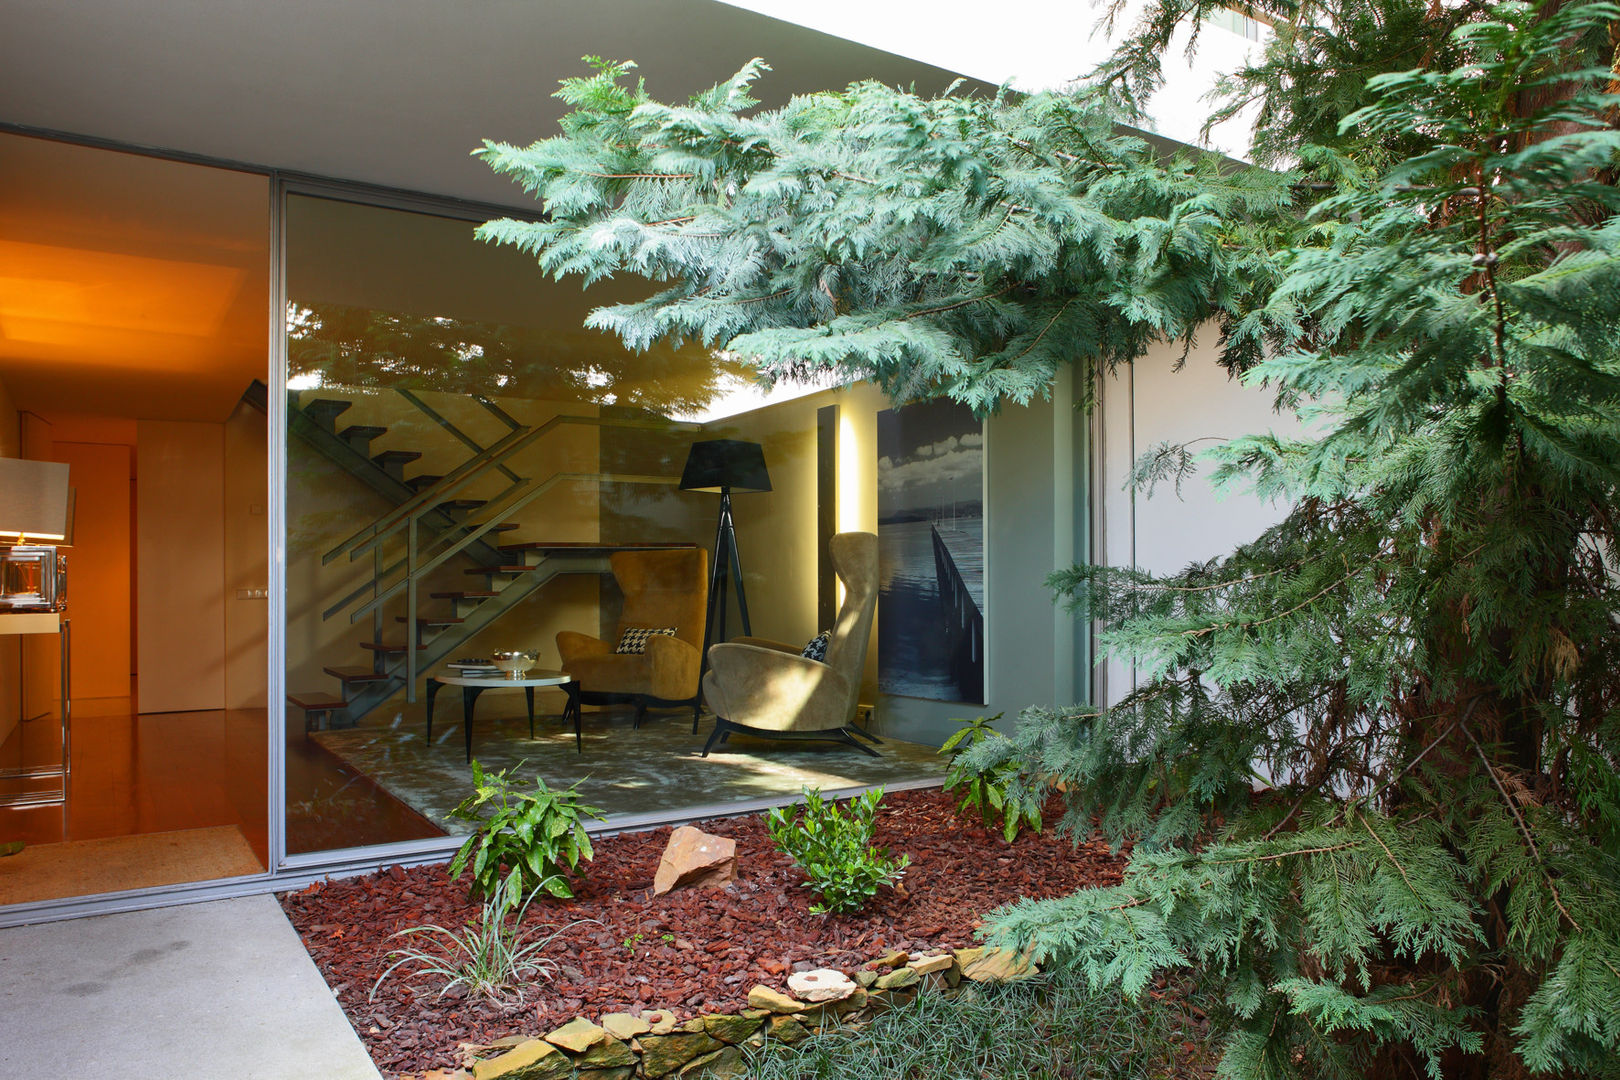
<box><xmin>800</xmin><ymin>630</ymin><xmax>831</xmax><ymax>662</ymax></box>
<box><xmin>615</xmin><ymin>625</ymin><xmax>678</xmax><ymax>654</ymax></box>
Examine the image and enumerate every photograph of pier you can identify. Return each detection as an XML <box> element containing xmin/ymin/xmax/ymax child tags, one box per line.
<box><xmin>876</xmin><ymin>400</ymin><xmax>986</xmax><ymax>704</ymax></box>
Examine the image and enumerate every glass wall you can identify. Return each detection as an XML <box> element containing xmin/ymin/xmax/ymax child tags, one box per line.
<box><xmin>281</xmin><ymin>192</ymin><xmax>953</xmax><ymax>858</ymax></box>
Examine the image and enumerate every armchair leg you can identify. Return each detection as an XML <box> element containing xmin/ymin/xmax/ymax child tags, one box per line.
<box><xmin>633</xmin><ymin>700</ymin><xmax>647</xmax><ymax>730</ymax></box>
<box><xmin>849</xmin><ymin>725</ymin><xmax>883</xmax><ymax>745</ymax></box>
<box><xmin>700</xmin><ymin>718</ymin><xmax>732</xmax><ymax>758</ymax></box>
<box><xmin>838</xmin><ymin>727</ymin><xmax>882</xmax><ymax>758</ymax></box>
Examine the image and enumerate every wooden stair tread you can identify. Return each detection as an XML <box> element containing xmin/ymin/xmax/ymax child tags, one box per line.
<box><xmin>430</xmin><ymin>590</ymin><xmax>499</xmax><ymax>600</ymax></box>
<box><xmin>405</xmin><ymin>474</ymin><xmax>444</xmax><ymax>490</ymax></box>
<box><xmin>465</xmin><ymin>565</ymin><xmax>535</xmax><ymax>574</ymax></box>
<box><xmin>394</xmin><ymin>615</ymin><xmax>465</xmax><ymax>626</ymax></box>
<box><xmin>436</xmin><ymin>498</ymin><xmax>486</xmax><ymax>511</ymax></box>
<box><xmin>287</xmin><ymin>691</ymin><xmax>345</xmax><ymax>710</ymax></box>
<box><xmin>359</xmin><ymin>641</ymin><xmax>429</xmax><ymax>652</ymax></box>
<box><xmin>373</xmin><ymin>449</ymin><xmax>423</xmax><ymax>464</ymax></box>
<box><xmin>301</xmin><ymin>398</ymin><xmax>352</xmax><ymax>421</ymax></box>
<box><xmin>324</xmin><ymin>665</ymin><xmax>391</xmax><ymax>683</ymax></box>
<box><xmin>339</xmin><ymin>424</ymin><xmax>388</xmax><ymax>441</ymax></box>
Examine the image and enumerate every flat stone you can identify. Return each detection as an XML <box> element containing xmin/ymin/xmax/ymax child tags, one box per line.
<box><xmin>952</xmin><ymin>947</ymin><xmax>986</xmax><ymax>969</ymax></box>
<box><xmin>909</xmin><ymin>954</ymin><xmax>953</xmax><ymax>976</ymax></box>
<box><xmin>644</xmin><ymin>1010</ymin><xmax>679</xmax><ymax>1034</ymax></box>
<box><xmin>577</xmin><ymin>1036</ymin><xmax>634</xmax><ymax>1069</ymax></box>
<box><xmin>638</xmin><ymin>1033</ymin><xmax>721</xmax><ymax>1078</ymax></box>
<box><xmin>599</xmin><ymin>1013</ymin><xmax>651</xmax><ymax>1041</ymax></box>
<box><xmin>679</xmin><ymin>1018</ymin><xmax>709</xmax><ymax>1034</ymax></box>
<box><xmin>653</xmin><ymin>826</ymin><xmax>737</xmax><ymax>895</ymax></box>
<box><xmin>961</xmin><ymin>947</ymin><xmax>1036</xmax><ymax>982</ymax></box>
<box><xmin>854</xmin><ymin>970</ymin><xmax>879</xmax><ymax>988</ymax></box>
<box><xmin>678</xmin><ymin>1044</ymin><xmax>745</xmax><ymax>1078</ymax></box>
<box><xmin>577</xmin><ymin>1069</ymin><xmax>635</xmax><ymax>1080</ymax></box>
<box><xmin>787</xmin><ymin>969</ymin><xmax>856</xmax><ymax>1003</ymax></box>
<box><xmin>874</xmin><ymin>967</ymin><xmax>919</xmax><ymax>991</ymax></box>
<box><xmin>472</xmin><ymin>1039</ymin><xmax>572</xmax><ymax>1080</ymax></box>
<box><xmin>875</xmin><ymin>950</ymin><xmax>909</xmax><ymax>969</ymax></box>
<box><xmin>544</xmin><ymin>1017</ymin><xmax>607</xmax><ymax>1054</ymax></box>
<box><xmin>746</xmin><ymin>985</ymin><xmax>807</xmax><ymax>1013</ymax></box>
<box><xmin>701</xmin><ymin>1013</ymin><xmax>763</xmax><ymax>1044</ymax></box>
<box><xmin>767</xmin><ymin>1015</ymin><xmax>811</xmax><ymax>1044</ymax></box>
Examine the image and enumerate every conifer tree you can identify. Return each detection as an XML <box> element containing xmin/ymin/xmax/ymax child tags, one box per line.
<box><xmin>474</xmin><ymin>4</ymin><xmax>1620</xmax><ymax>1074</ymax></box>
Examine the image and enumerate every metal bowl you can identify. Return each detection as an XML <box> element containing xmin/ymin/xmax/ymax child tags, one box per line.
<box><xmin>490</xmin><ymin>649</ymin><xmax>539</xmax><ymax>678</ymax></box>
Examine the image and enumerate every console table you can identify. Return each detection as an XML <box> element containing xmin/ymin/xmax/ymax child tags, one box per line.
<box><xmin>0</xmin><ymin>614</ymin><xmax>69</xmax><ymax>808</ymax></box>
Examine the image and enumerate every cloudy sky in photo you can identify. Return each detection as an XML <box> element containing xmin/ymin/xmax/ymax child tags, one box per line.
<box><xmin>877</xmin><ymin>400</ymin><xmax>983</xmax><ymax>519</ymax></box>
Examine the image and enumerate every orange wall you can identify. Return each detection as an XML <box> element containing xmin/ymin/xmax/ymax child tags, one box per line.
<box><xmin>136</xmin><ymin>419</ymin><xmax>225</xmax><ymax>713</ymax></box>
<box><xmin>49</xmin><ymin>440</ymin><xmax>132</xmax><ymax>699</ymax></box>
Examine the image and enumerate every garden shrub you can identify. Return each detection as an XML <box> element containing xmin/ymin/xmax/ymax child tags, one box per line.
<box><xmin>766</xmin><ymin>786</ymin><xmax>908</xmax><ymax>914</ymax></box>
<box><xmin>941</xmin><ymin>714</ymin><xmax>1044</xmax><ymax>842</ymax></box>
<box><xmin>447</xmin><ymin>761</ymin><xmax>604</xmax><ymax>906</ymax></box>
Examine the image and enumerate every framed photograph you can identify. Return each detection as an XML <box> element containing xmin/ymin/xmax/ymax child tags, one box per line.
<box><xmin>876</xmin><ymin>399</ymin><xmax>985</xmax><ymax>704</ymax></box>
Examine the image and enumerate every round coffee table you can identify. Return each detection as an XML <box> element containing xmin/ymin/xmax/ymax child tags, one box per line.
<box><xmin>424</xmin><ymin>669</ymin><xmax>582</xmax><ymax>762</ymax></box>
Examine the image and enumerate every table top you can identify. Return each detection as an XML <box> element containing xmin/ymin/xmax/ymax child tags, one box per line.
<box><xmin>430</xmin><ymin>668</ymin><xmax>574</xmax><ymax>688</ymax></box>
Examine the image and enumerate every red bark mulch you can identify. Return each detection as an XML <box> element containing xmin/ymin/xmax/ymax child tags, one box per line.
<box><xmin>279</xmin><ymin>787</ymin><xmax>1128</xmax><ymax>1078</ymax></box>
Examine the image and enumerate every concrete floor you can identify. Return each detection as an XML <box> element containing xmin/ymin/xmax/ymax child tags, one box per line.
<box><xmin>0</xmin><ymin>894</ymin><xmax>381</xmax><ymax>1080</ymax></box>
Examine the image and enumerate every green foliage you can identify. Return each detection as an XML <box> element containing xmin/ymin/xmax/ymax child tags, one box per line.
<box><xmin>766</xmin><ymin>787</ymin><xmax>909</xmax><ymax>915</ymax></box>
<box><xmin>480</xmin><ymin>3</ymin><xmax>1620</xmax><ymax>1074</ymax></box>
<box><xmin>370</xmin><ymin>873</ymin><xmax>591</xmax><ymax>1003</ymax></box>
<box><xmin>941</xmin><ymin>714</ymin><xmax>1045</xmax><ymax>842</ymax></box>
<box><xmin>447</xmin><ymin>761</ymin><xmax>604</xmax><ymax>908</ymax></box>
<box><xmin>744</xmin><ymin>970</ymin><xmax>1212</xmax><ymax>1080</ymax></box>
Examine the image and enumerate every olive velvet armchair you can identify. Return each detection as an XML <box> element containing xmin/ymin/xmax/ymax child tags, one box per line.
<box><xmin>556</xmin><ymin>546</ymin><xmax>708</xmax><ymax>729</ymax></box>
<box><xmin>700</xmin><ymin>531</ymin><xmax>881</xmax><ymax>756</ymax></box>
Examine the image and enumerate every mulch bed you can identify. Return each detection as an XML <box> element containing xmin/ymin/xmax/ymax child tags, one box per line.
<box><xmin>279</xmin><ymin>787</ymin><xmax>1129</xmax><ymax>1078</ymax></box>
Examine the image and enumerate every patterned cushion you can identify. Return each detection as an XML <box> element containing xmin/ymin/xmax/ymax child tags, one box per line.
<box><xmin>615</xmin><ymin>626</ymin><xmax>678</xmax><ymax>654</ymax></box>
<box><xmin>800</xmin><ymin>630</ymin><xmax>832</xmax><ymax>662</ymax></box>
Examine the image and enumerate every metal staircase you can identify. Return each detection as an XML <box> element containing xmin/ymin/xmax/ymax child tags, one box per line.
<box><xmin>264</xmin><ymin>382</ymin><xmax>697</xmax><ymax>730</ymax></box>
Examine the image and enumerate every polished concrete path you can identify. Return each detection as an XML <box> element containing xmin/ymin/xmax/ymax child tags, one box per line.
<box><xmin>0</xmin><ymin>894</ymin><xmax>381</xmax><ymax>1080</ymax></box>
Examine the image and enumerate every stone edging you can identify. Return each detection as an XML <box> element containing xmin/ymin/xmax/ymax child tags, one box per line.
<box><xmin>451</xmin><ymin>946</ymin><xmax>1039</xmax><ymax>1080</ymax></box>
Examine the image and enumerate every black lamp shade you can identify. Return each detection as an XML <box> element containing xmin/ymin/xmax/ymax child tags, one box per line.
<box><xmin>679</xmin><ymin>439</ymin><xmax>771</xmax><ymax>494</ymax></box>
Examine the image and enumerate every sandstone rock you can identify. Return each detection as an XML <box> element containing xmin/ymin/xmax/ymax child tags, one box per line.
<box><xmin>472</xmin><ymin>1039</ymin><xmax>572</xmax><ymax>1080</ymax></box>
<box><xmin>653</xmin><ymin>826</ymin><xmax>737</xmax><ymax>895</ymax></box>
<box><xmin>875</xmin><ymin>950</ymin><xmax>909</xmax><ymax>969</ymax></box>
<box><xmin>702</xmin><ymin>1013</ymin><xmax>763</xmax><ymax>1043</ymax></box>
<box><xmin>678</xmin><ymin>1044</ymin><xmax>745</xmax><ymax>1078</ymax></box>
<box><xmin>961</xmin><ymin>947</ymin><xmax>1035</xmax><ymax>983</ymax></box>
<box><xmin>577</xmin><ymin>1069</ymin><xmax>635</xmax><ymax>1080</ymax></box>
<box><xmin>544</xmin><ymin>1017</ymin><xmax>607</xmax><ymax>1054</ymax></box>
<box><xmin>644</xmin><ymin>1009</ymin><xmax>679</xmax><ymax>1034</ymax></box>
<box><xmin>952</xmin><ymin>946</ymin><xmax>986</xmax><ymax>969</ymax></box>
<box><xmin>909</xmin><ymin>953</ymin><xmax>953</xmax><ymax>976</ymax></box>
<box><xmin>875</xmin><ymin>966</ymin><xmax>919</xmax><ymax>991</ymax></box>
<box><xmin>599</xmin><ymin>1013</ymin><xmax>652</xmax><ymax>1041</ymax></box>
<box><xmin>679</xmin><ymin>1018</ymin><xmax>710</xmax><ymax>1034</ymax></box>
<box><xmin>767</xmin><ymin>1015</ymin><xmax>811</xmax><ymax>1043</ymax></box>
<box><xmin>577</xmin><ymin>1036</ymin><xmax>634</xmax><ymax>1069</ymax></box>
<box><xmin>746</xmin><ymin>984</ymin><xmax>807</xmax><ymax>1013</ymax></box>
<box><xmin>854</xmin><ymin>969</ymin><xmax>879</xmax><ymax>988</ymax></box>
<box><xmin>638</xmin><ymin>1032</ymin><xmax>722</xmax><ymax>1078</ymax></box>
<box><xmin>787</xmin><ymin>968</ymin><xmax>856</xmax><ymax>1003</ymax></box>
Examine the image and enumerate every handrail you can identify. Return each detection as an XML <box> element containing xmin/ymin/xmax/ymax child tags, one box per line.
<box><xmin>322</xmin><ymin>412</ymin><xmax>699</xmax><ymax>566</ymax></box>
<box><xmin>396</xmin><ymin>388</ymin><xmax>523</xmax><ymax>485</ymax></box>
<box><xmin>343</xmin><ymin>471</ymin><xmax>682</xmax><ymax>624</ymax></box>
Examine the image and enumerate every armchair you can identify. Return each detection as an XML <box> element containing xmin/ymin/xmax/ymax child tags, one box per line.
<box><xmin>556</xmin><ymin>547</ymin><xmax>708</xmax><ymax>729</ymax></box>
<box><xmin>700</xmin><ymin>531</ymin><xmax>880</xmax><ymax>756</ymax></box>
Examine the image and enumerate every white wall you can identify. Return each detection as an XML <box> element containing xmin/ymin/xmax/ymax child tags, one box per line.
<box><xmin>1095</xmin><ymin>335</ymin><xmax>1301</xmax><ymax>704</ymax></box>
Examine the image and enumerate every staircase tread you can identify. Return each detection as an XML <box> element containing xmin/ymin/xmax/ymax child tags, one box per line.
<box><xmin>466</xmin><ymin>565</ymin><xmax>536</xmax><ymax>574</ymax></box>
<box><xmin>436</xmin><ymin>498</ymin><xmax>486</xmax><ymax>510</ymax></box>
<box><xmin>394</xmin><ymin>615</ymin><xmax>465</xmax><ymax>625</ymax></box>
<box><xmin>339</xmin><ymin>424</ymin><xmax>388</xmax><ymax>439</ymax></box>
<box><xmin>405</xmin><ymin>474</ymin><xmax>444</xmax><ymax>489</ymax></box>
<box><xmin>430</xmin><ymin>590</ymin><xmax>499</xmax><ymax>599</ymax></box>
<box><xmin>359</xmin><ymin>641</ymin><xmax>430</xmax><ymax>652</ymax></box>
<box><xmin>498</xmin><ymin>541</ymin><xmax>698</xmax><ymax>553</ymax></box>
<box><xmin>287</xmin><ymin>691</ymin><xmax>346</xmax><ymax>709</ymax></box>
<box><xmin>373</xmin><ymin>449</ymin><xmax>423</xmax><ymax>462</ymax></box>
<box><xmin>302</xmin><ymin>398</ymin><xmax>352</xmax><ymax>415</ymax></box>
<box><xmin>324</xmin><ymin>665</ymin><xmax>392</xmax><ymax>683</ymax></box>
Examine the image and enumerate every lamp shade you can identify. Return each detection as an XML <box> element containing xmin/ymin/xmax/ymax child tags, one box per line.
<box><xmin>0</xmin><ymin>458</ymin><xmax>72</xmax><ymax>542</ymax></box>
<box><xmin>679</xmin><ymin>439</ymin><xmax>771</xmax><ymax>494</ymax></box>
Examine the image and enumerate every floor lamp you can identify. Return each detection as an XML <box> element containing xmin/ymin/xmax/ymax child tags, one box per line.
<box><xmin>680</xmin><ymin>439</ymin><xmax>771</xmax><ymax>671</ymax></box>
